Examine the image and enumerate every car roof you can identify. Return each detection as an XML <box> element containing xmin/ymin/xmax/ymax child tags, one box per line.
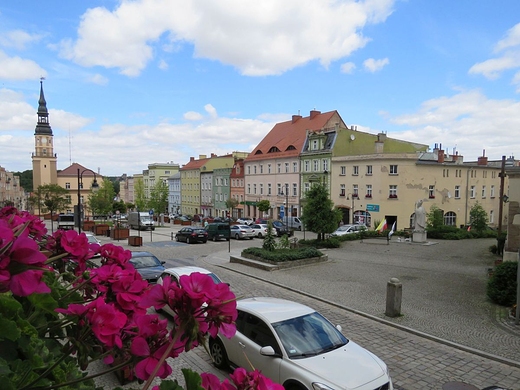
<box><xmin>163</xmin><ymin>266</ymin><xmax>214</xmax><ymax>277</ymax></box>
<box><xmin>237</xmin><ymin>297</ymin><xmax>315</xmax><ymax>323</ymax></box>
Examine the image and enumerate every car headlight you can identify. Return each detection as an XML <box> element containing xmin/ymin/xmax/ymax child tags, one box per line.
<box><xmin>312</xmin><ymin>383</ymin><xmax>334</xmax><ymax>390</ymax></box>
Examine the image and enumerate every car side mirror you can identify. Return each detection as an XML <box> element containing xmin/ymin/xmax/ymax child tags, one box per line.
<box><xmin>336</xmin><ymin>324</ymin><xmax>342</xmax><ymax>332</ymax></box>
<box><xmin>161</xmin><ymin>261</ymin><xmax>166</xmax><ymax>265</ymax></box>
<box><xmin>260</xmin><ymin>346</ymin><xmax>281</xmax><ymax>357</ymax></box>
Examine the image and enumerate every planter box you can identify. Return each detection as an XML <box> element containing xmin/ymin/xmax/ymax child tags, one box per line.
<box><xmin>128</xmin><ymin>236</ymin><xmax>143</xmax><ymax>246</ymax></box>
<box><xmin>93</xmin><ymin>224</ymin><xmax>110</xmax><ymax>236</ymax></box>
<box><xmin>111</xmin><ymin>228</ymin><xmax>130</xmax><ymax>240</ymax></box>
<box><xmin>230</xmin><ymin>253</ymin><xmax>328</xmax><ymax>271</ymax></box>
<box><xmin>181</xmin><ymin>220</ymin><xmax>191</xmax><ymax>225</ymax></box>
<box><xmin>83</xmin><ymin>221</ymin><xmax>95</xmax><ymax>231</ymax></box>
<box><xmin>173</xmin><ymin>219</ymin><xmax>182</xmax><ymax>225</ymax></box>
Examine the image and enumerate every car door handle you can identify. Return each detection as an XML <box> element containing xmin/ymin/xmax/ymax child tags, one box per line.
<box><xmin>238</xmin><ymin>342</ymin><xmax>246</xmax><ymax>349</ymax></box>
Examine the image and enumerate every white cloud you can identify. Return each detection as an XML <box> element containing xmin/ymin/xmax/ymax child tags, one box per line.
<box><xmin>469</xmin><ymin>23</ymin><xmax>520</xmax><ymax>85</ymax></box>
<box><xmin>0</xmin><ymin>30</ymin><xmax>43</xmax><ymax>50</ymax></box>
<box><xmin>87</xmin><ymin>73</ymin><xmax>109</xmax><ymax>85</ymax></box>
<box><xmin>204</xmin><ymin>104</ymin><xmax>217</xmax><ymax>118</ymax></box>
<box><xmin>388</xmin><ymin>89</ymin><xmax>520</xmax><ymax>160</ymax></box>
<box><xmin>183</xmin><ymin>111</ymin><xmax>203</xmax><ymax>121</ymax></box>
<box><xmin>340</xmin><ymin>61</ymin><xmax>356</xmax><ymax>74</ymax></box>
<box><xmin>363</xmin><ymin>57</ymin><xmax>389</xmax><ymax>72</ymax></box>
<box><xmin>0</xmin><ymin>50</ymin><xmax>47</xmax><ymax>80</ymax></box>
<box><xmin>58</xmin><ymin>0</ymin><xmax>395</xmax><ymax>76</ymax></box>
<box><xmin>158</xmin><ymin>59</ymin><xmax>168</xmax><ymax>70</ymax></box>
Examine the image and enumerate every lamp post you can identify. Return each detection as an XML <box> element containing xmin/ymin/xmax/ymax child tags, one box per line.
<box><xmin>77</xmin><ymin>168</ymin><xmax>99</xmax><ymax>233</ymax></box>
<box><xmin>347</xmin><ymin>193</ymin><xmax>355</xmax><ymax>224</ymax></box>
<box><xmin>282</xmin><ymin>183</ymin><xmax>289</xmax><ymax>229</ymax></box>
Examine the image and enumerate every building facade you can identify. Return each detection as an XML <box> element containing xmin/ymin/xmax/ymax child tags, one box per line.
<box><xmin>230</xmin><ymin>159</ymin><xmax>245</xmax><ymax>219</ymax></box>
<box><xmin>0</xmin><ymin>167</ymin><xmax>26</xmax><ymax>210</ymax></box>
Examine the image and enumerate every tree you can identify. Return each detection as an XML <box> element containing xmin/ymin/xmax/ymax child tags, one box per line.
<box><xmin>149</xmin><ymin>180</ymin><xmax>168</xmax><ymax>214</ymax></box>
<box><xmin>36</xmin><ymin>184</ymin><xmax>69</xmax><ymax>232</ymax></box>
<box><xmin>469</xmin><ymin>202</ymin><xmax>488</xmax><ymax>232</ymax></box>
<box><xmin>13</xmin><ymin>170</ymin><xmax>33</xmax><ymax>193</ymax></box>
<box><xmin>225</xmin><ymin>197</ymin><xmax>239</xmax><ymax>218</ymax></box>
<box><xmin>257</xmin><ymin>200</ymin><xmax>271</xmax><ymax>217</ymax></box>
<box><xmin>134</xmin><ymin>177</ymin><xmax>147</xmax><ymax>211</ymax></box>
<box><xmin>112</xmin><ymin>199</ymin><xmax>127</xmax><ymax>214</ymax></box>
<box><xmin>89</xmin><ymin>178</ymin><xmax>115</xmax><ymax>218</ymax></box>
<box><xmin>426</xmin><ymin>204</ymin><xmax>444</xmax><ymax>229</ymax></box>
<box><xmin>300</xmin><ymin>183</ymin><xmax>342</xmax><ymax>240</ymax></box>
<box><xmin>262</xmin><ymin>221</ymin><xmax>277</xmax><ymax>251</ymax></box>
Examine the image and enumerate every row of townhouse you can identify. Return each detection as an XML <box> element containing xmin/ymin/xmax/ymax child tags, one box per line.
<box><xmin>0</xmin><ymin>166</ymin><xmax>26</xmax><ymax>209</ymax></box>
<box><xmin>119</xmin><ymin>109</ymin><xmax>516</xmax><ymax>232</ymax></box>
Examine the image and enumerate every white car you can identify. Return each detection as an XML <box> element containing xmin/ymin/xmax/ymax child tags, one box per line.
<box><xmin>230</xmin><ymin>224</ymin><xmax>255</xmax><ymax>240</ymax></box>
<box><xmin>236</xmin><ymin>217</ymin><xmax>254</xmax><ymax>225</ymax></box>
<box><xmin>157</xmin><ymin>266</ymin><xmax>224</xmax><ymax>317</ymax></box>
<box><xmin>330</xmin><ymin>224</ymin><xmax>367</xmax><ymax>237</ymax></box>
<box><xmin>85</xmin><ymin>233</ymin><xmax>101</xmax><ymax>258</ymax></box>
<box><xmin>209</xmin><ymin>297</ymin><xmax>393</xmax><ymax>390</ymax></box>
<box><xmin>250</xmin><ymin>224</ymin><xmax>269</xmax><ymax>237</ymax></box>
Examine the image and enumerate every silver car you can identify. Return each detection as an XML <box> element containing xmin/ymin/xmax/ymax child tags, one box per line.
<box><xmin>230</xmin><ymin>224</ymin><xmax>255</xmax><ymax>240</ymax></box>
<box><xmin>331</xmin><ymin>224</ymin><xmax>367</xmax><ymax>237</ymax></box>
<box><xmin>209</xmin><ymin>297</ymin><xmax>393</xmax><ymax>390</ymax></box>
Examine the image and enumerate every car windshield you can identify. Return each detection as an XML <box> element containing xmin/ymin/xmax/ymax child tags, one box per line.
<box><xmin>272</xmin><ymin>312</ymin><xmax>348</xmax><ymax>359</ymax></box>
<box><xmin>130</xmin><ymin>255</ymin><xmax>161</xmax><ymax>268</ymax></box>
<box><xmin>335</xmin><ymin>226</ymin><xmax>350</xmax><ymax>232</ymax></box>
<box><xmin>193</xmin><ymin>229</ymin><xmax>206</xmax><ymax>233</ymax></box>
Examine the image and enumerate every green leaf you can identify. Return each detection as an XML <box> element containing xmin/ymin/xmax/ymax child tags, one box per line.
<box><xmin>0</xmin><ymin>316</ymin><xmax>21</xmax><ymax>341</ymax></box>
<box><xmin>158</xmin><ymin>379</ymin><xmax>185</xmax><ymax>390</ymax></box>
<box><xmin>182</xmin><ymin>368</ymin><xmax>204</xmax><ymax>390</ymax></box>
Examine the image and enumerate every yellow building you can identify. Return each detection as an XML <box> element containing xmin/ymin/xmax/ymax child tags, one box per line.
<box><xmin>56</xmin><ymin>163</ymin><xmax>102</xmax><ymax>216</ymax></box>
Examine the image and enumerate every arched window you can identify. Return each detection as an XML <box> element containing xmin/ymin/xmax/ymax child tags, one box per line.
<box><xmin>354</xmin><ymin>210</ymin><xmax>371</xmax><ymax>227</ymax></box>
<box><xmin>444</xmin><ymin>211</ymin><xmax>457</xmax><ymax>226</ymax></box>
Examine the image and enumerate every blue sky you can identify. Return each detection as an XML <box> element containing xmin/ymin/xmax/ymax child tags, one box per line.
<box><xmin>1</xmin><ymin>0</ymin><xmax>520</xmax><ymax>177</ymax></box>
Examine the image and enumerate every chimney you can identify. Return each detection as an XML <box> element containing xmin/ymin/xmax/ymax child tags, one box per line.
<box><xmin>199</xmin><ymin>154</ymin><xmax>207</xmax><ymax>159</ymax></box>
<box><xmin>309</xmin><ymin>110</ymin><xmax>321</xmax><ymax>119</ymax></box>
<box><xmin>190</xmin><ymin>157</ymin><xmax>194</xmax><ymax>162</ymax></box>
<box><xmin>292</xmin><ymin>115</ymin><xmax>302</xmax><ymax>123</ymax></box>
<box><xmin>211</xmin><ymin>153</ymin><xmax>216</xmax><ymax>157</ymax></box>
<box><xmin>477</xmin><ymin>149</ymin><xmax>488</xmax><ymax>166</ymax></box>
<box><xmin>437</xmin><ymin>148</ymin><xmax>445</xmax><ymax>163</ymax></box>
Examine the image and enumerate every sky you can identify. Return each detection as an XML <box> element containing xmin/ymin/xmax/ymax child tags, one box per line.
<box><xmin>1</xmin><ymin>0</ymin><xmax>520</xmax><ymax>177</ymax></box>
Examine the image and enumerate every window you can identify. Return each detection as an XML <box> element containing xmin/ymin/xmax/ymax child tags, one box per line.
<box><xmin>254</xmin><ymin>165</ymin><xmax>257</xmax><ymax>174</ymax></box>
<box><xmin>66</xmin><ymin>195</ymin><xmax>71</xmax><ymax>203</ymax></box>
<box><xmin>277</xmin><ymin>164</ymin><xmax>281</xmax><ymax>173</ymax></box>
<box><xmin>268</xmin><ymin>183</ymin><xmax>272</xmax><ymax>195</ymax></box>
<box><xmin>65</xmin><ymin>182</ymin><xmax>71</xmax><ymax>189</ymax></box>
<box><xmin>389</xmin><ymin>185</ymin><xmax>397</xmax><ymax>198</ymax></box>
<box><xmin>470</xmin><ymin>185</ymin><xmax>475</xmax><ymax>198</ymax></box>
<box><xmin>340</xmin><ymin>166</ymin><xmax>346</xmax><ymax>176</ymax></box>
<box><xmin>444</xmin><ymin>211</ymin><xmax>457</xmax><ymax>226</ymax></box>
<box><xmin>247</xmin><ymin>184</ymin><xmax>251</xmax><ymax>194</ymax></box>
<box><xmin>253</xmin><ymin>184</ymin><xmax>257</xmax><ymax>194</ymax></box>
<box><xmin>292</xmin><ymin>183</ymin><xmax>297</xmax><ymax>196</ymax></box>
<box><xmin>260</xmin><ymin>165</ymin><xmax>263</xmax><ymax>174</ymax></box>
<box><xmin>340</xmin><ymin>184</ymin><xmax>345</xmax><ymax>196</ymax></box>
<box><xmin>453</xmin><ymin>186</ymin><xmax>460</xmax><ymax>199</ymax></box>
<box><xmin>260</xmin><ymin>184</ymin><xmax>263</xmax><ymax>195</ymax></box>
<box><xmin>268</xmin><ymin>164</ymin><xmax>271</xmax><ymax>174</ymax></box>
<box><xmin>429</xmin><ymin>185</ymin><xmax>435</xmax><ymax>199</ymax></box>
<box><xmin>481</xmin><ymin>186</ymin><xmax>486</xmax><ymax>198</ymax></box>
<box><xmin>490</xmin><ymin>185</ymin><xmax>495</xmax><ymax>198</ymax></box>
<box><xmin>312</xmin><ymin>140</ymin><xmax>318</xmax><ymax>150</ymax></box>
<box><xmin>304</xmin><ymin>182</ymin><xmax>310</xmax><ymax>195</ymax></box>
<box><xmin>389</xmin><ymin>165</ymin><xmax>398</xmax><ymax>175</ymax></box>
<box><xmin>489</xmin><ymin>210</ymin><xmax>494</xmax><ymax>223</ymax></box>
<box><xmin>353</xmin><ymin>185</ymin><xmax>359</xmax><ymax>198</ymax></box>
<box><xmin>353</xmin><ymin>166</ymin><xmax>359</xmax><ymax>176</ymax></box>
<box><xmin>285</xmin><ymin>163</ymin><xmax>289</xmax><ymax>173</ymax></box>
<box><xmin>313</xmin><ymin>160</ymin><xmax>319</xmax><ymax>171</ymax></box>
<box><xmin>304</xmin><ymin>161</ymin><xmax>310</xmax><ymax>172</ymax></box>
<box><xmin>366</xmin><ymin>165</ymin><xmax>372</xmax><ymax>175</ymax></box>
<box><xmin>322</xmin><ymin>159</ymin><xmax>328</xmax><ymax>172</ymax></box>
<box><xmin>483</xmin><ymin>171</ymin><xmax>487</xmax><ymax>178</ymax></box>
<box><xmin>277</xmin><ymin>183</ymin><xmax>282</xmax><ymax>195</ymax></box>
<box><xmin>366</xmin><ymin>185</ymin><xmax>372</xmax><ymax>198</ymax></box>
<box><xmin>247</xmin><ymin>166</ymin><xmax>251</xmax><ymax>174</ymax></box>
<box><xmin>293</xmin><ymin>162</ymin><xmax>298</xmax><ymax>172</ymax></box>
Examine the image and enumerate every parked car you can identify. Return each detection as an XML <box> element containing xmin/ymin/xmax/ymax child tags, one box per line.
<box><xmin>250</xmin><ymin>223</ymin><xmax>269</xmax><ymax>238</ymax></box>
<box><xmin>205</xmin><ymin>222</ymin><xmax>231</xmax><ymax>241</ymax></box>
<box><xmin>129</xmin><ymin>251</ymin><xmax>166</xmax><ymax>283</ymax></box>
<box><xmin>272</xmin><ymin>221</ymin><xmax>294</xmax><ymax>237</ymax></box>
<box><xmin>209</xmin><ymin>297</ymin><xmax>393</xmax><ymax>390</ymax></box>
<box><xmin>157</xmin><ymin>266</ymin><xmax>225</xmax><ymax>317</ymax></box>
<box><xmin>175</xmin><ymin>227</ymin><xmax>208</xmax><ymax>243</ymax></box>
<box><xmin>330</xmin><ymin>224</ymin><xmax>367</xmax><ymax>237</ymax></box>
<box><xmin>255</xmin><ymin>218</ymin><xmax>268</xmax><ymax>224</ymax></box>
<box><xmin>85</xmin><ymin>233</ymin><xmax>101</xmax><ymax>258</ymax></box>
<box><xmin>230</xmin><ymin>224</ymin><xmax>255</xmax><ymax>240</ymax></box>
<box><xmin>285</xmin><ymin>216</ymin><xmax>302</xmax><ymax>231</ymax></box>
<box><xmin>236</xmin><ymin>217</ymin><xmax>254</xmax><ymax>225</ymax></box>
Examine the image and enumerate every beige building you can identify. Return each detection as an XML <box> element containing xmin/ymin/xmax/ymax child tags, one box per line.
<box><xmin>57</xmin><ymin>163</ymin><xmax>103</xmax><ymax>216</ymax></box>
<box><xmin>0</xmin><ymin>167</ymin><xmax>26</xmax><ymax>210</ymax></box>
<box><xmin>142</xmin><ymin>162</ymin><xmax>180</xmax><ymax>198</ymax></box>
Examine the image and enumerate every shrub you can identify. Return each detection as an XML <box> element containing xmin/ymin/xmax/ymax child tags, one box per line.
<box><xmin>487</xmin><ymin>261</ymin><xmax>518</xmax><ymax>306</ymax></box>
<box><xmin>242</xmin><ymin>247</ymin><xmax>323</xmax><ymax>262</ymax></box>
<box><xmin>298</xmin><ymin>237</ymin><xmax>341</xmax><ymax>248</ymax></box>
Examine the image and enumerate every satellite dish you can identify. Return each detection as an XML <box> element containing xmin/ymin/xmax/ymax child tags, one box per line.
<box><xmin>350</xmin><ymin>134</ymin><xmax>356</xmax><ymax>141</ymax></box>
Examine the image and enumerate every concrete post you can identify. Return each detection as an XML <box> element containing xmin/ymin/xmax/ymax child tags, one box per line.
<box><xmin>385</xmin><ymin>277</ymin><xmax>402</xmax><ymax>317</ymax></box>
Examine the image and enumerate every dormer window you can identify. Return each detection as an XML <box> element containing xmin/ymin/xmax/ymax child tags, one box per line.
<box><xmin>312</xmin><ymin>140</ymin><xmax>318</xmax><ymax>150</ymax></box>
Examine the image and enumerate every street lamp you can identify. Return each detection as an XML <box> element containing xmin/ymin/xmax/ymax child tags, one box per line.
<box><xmin>282</xmin><ymin>183</ymin><xmax>289</xmax><ymax>229</ymax></box>
<box><xmin>77</xmin><ymin>168</ymin><xmax>99</xmax><ymax>233</ymax></box>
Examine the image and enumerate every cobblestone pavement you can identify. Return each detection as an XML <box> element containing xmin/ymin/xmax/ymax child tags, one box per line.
<box><xmin>85</xmin><ymin>224</ymin><xmax>520</xmax><ymax>389</ymax></box>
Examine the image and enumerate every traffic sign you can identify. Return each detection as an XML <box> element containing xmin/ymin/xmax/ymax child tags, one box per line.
<box><xmin>149</xmin><ymin>209</ymin><xmax>154</xmax><ymax>215</ymax></box>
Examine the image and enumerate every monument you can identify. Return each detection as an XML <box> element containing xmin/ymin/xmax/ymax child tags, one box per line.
<box><xmin>413</xmin><ymin>199</ymin><xmax>427</xmax><ymax>243</ymax></box>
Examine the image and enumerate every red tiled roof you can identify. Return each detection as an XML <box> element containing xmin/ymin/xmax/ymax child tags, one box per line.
<box><xmin>246</xmin><ymin>110</ymin><xmax>339</xmax><ymax>162</ymax></box>
<box><xmin>180</xmin><ymin>157</ymin><xmax>210</xmax><ymax>170</ymax></box>
<box><xmin>58</xmin><ymin>163</ymin><xmax>98</xmax><ymax>177</ymax></box>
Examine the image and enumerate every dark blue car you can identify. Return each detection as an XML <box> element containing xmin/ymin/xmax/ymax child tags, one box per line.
<box><xmin>129</xmin><ymin>251</ymin><xmax>166</xmax><ymax>284</ymax></box>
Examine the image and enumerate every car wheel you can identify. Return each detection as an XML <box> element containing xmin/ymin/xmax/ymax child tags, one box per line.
<box><xmin>249</xmin><ymin>236</ymin><xmax>254</xmax><ymax>240</ymax></box>
<box><xmin>258</xmin><ymin>233</ymin><xmax>262</xmax><ymax>238</ymax></box>
<box><xmin>186</xmin><ymin>237</ymin><xmax>191</xmax><ymax>244</ymax></box>
<box><xmin>235</xmin><ymin>234</ymin><xmax>239</xmax><ymax>240</ymax></box>
<box><xmin>203</xmin><ymin>240</ymin><xmax>207</xmax><ymax>243</ymax></box>
<box><xmin>210</xmin><ymin>338</ymin><xmax>229</xmax><ymax>370</ymax></box>
<box><xmin>212</xmin><ymin>235</ymin><xmax>217</xmax><ymax>242</ymax></box>
<box><xmin>176</xmin><ymin>236</ymin><xmax>180</xmax><ymax>242</ymax></box>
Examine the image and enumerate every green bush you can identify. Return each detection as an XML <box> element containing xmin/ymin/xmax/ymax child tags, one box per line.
<box><xmin>298</xmin><ymin>237</ymin><xmax>341</xmax><ymax>248</ymax></box>
<box><xmin>487</xmin><ymin>261</ymin><xmax>518</xmax><ymax>306</ymax></box>
<box><xmin>242</xmin><ymin>247</ymin><xmax>323</xmax><ymax>262</ymax></box>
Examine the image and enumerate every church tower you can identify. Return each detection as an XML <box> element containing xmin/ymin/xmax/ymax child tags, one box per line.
<box><xmin>32</xmin><ymin>79</ymin><xmax>58</xmax><ymax>189</ymax></box>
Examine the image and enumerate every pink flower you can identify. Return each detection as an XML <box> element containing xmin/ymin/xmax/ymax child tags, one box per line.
<box><xmin>131</xmin><ymin>338</ymin><xmax>172</xmax><ymax>380</ymax></box>
<box><xmin>87</xmin><ymin>298</ymin><xmax>127</xmax><ymax>348</ymax></box>
<box><xmin>99</xmin><ymin>243</ymin><xmax>132</xmax><ymax>266</ymax></box>
<box><xmin>60</xmin><ymin>230</ymin><xmax>90</xmax><ymax>258</ymax></box>
<box><xmin>229</xmin><ymin>368</ymin><xmax>284</xmax><ymax>390</ymax></box>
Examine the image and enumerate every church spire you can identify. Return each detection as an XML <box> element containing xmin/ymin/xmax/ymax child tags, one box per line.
<box><xmin>34</xmin><ymin>78</ymin><xmax>53</xmax><ymax>135</ymax></box>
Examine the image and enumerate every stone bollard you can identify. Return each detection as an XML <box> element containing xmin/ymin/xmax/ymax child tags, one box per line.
<box><xmin>385</xmin><ymin>277</ymin><xmax>402</xmax><ymax>317</ymax></box>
